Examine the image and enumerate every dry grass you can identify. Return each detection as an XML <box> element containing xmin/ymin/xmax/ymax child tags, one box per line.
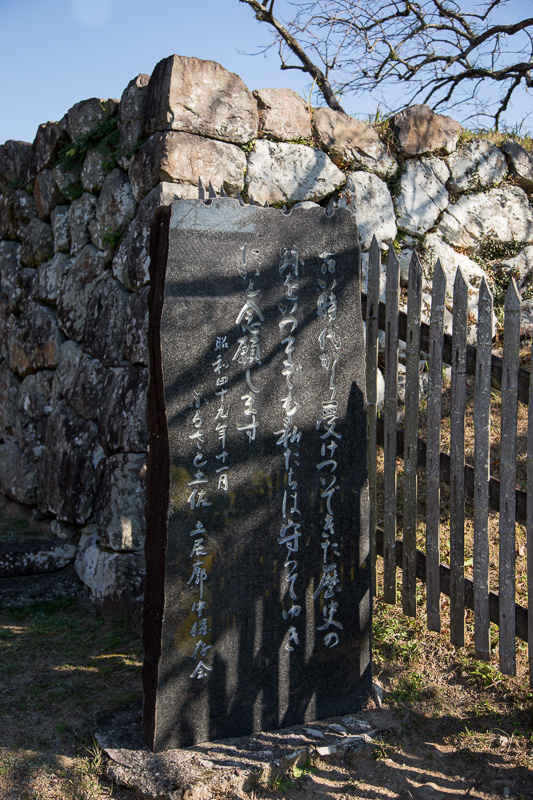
<box><xmin>0</xmin><ymin>598</ymin><xmax>141</xmax><ymax>799</ymax></box>
<box><xmin>375</xmin><ymin>339</ymin><xmax>532</xmax><ymax>671</ymax></box>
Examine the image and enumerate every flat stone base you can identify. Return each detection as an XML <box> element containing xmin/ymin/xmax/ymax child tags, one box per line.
<box><xmin>0</xmin><ymin>565</ymin><xmax>85</xmax><ymax>607</ymax></box>
<box><xmin>96</xmin><ymin>705</ymin><xmax>378</xmax><ymax>800</ymax></box>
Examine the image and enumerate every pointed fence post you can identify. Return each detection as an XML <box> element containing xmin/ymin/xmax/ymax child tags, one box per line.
<box><xmin>499</xmin><ymin>279</ymin><xmax>521</xmax><ymax>676</ymax></box>
<box><xmin>383</xmin><ymin>247</ymin><xmax>400</xmax><ymax>604</ymax></box>
<box><xmin>450</xmin><ymin>268</ymin><xmax>468</xmax><ymax>648</ymax></box>
<box><xmin>473</xmin><ymin>278</ymin><xmax>493</xmax><ymax>661</ymax></box>
<box><xmin>403</xmin><ymin>251</ymin><xmax>422</xmax><ymax>617</ymax></box>
<box><xmin>426</xmin><ymin>260</ymin><xmax>446</xmax><ymax>632</ymax></box>
<box><xmin>366</xmin><ymin>236</ymin><xmax>381</xmax><ymax>595</ymax></box>
<box><xmin>528</xmin><ymin>337</ymin><xmax>533</xmax><ymax>688</ymax></box>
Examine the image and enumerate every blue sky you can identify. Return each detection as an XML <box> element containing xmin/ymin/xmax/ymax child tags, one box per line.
<box><xmin>1</xmin><ymin>0</ymin><xmax>531</xmax><ymax>146</ymax></box>
<box><xmin>0</xmin><ymin>0</ymin><xmax>312</xmax><ymax>144</ymax></box>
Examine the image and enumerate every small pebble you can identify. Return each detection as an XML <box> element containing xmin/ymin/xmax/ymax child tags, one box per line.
<box><xmin>304</xmin><ymin>728</ymin><xmax>325</xmax><ymax>739</ymax></box>
<box><xmin>326</xmin><ymin>724</ymin><xmax>346</xmax><ymax>733</ymax></box>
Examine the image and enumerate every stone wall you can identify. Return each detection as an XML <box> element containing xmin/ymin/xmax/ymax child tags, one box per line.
<box><xmin>1</xmin><ymin>54</ymin><xmax>533</xmax><ymax>616</ymax></box>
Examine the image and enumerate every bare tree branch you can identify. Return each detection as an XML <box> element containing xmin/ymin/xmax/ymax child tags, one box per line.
<box><xmin>240</xmin><ymin>0</ymin><xmax>533</xmax><ymax>128</ymax></box>
<box><xmin>238</xmin><ymin>0</ymin><xmax>345</xmax><ymax>111</ymax></box>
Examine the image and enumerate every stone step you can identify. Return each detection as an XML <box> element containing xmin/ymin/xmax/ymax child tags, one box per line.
<box><xmin>0</xmin><ymin>537</ymin><xmax>75</xmax><ymax>578</ymax></box>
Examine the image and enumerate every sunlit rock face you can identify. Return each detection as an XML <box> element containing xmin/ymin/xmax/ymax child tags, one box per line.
<box><xmin>1</xmin><ymin>52</ymin><xmax>532</xmax><ymax>615</ymax></box>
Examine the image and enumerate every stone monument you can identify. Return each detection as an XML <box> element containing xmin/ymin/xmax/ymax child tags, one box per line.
<box><xmin>143</xmin><ymin>198</ymin><xmax>371</xmax><ymax>750</ymax></box>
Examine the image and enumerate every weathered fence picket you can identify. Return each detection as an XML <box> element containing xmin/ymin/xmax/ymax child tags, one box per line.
<box><xmin>366</xmin><ymin>236</ymin><xmax>381</xmax><ymax>596</ymax></box>
<box><xmin>403</xmin><ymin>252</ymin><xmax>422</xmax><ymax>617</ymax></box>
<box><xmin>473</xmin><ymin>278</ymin><xmax>493</xmax><ymax>662</ymax></box>
<box><xmin>528</xmin><ymin>344</ymin><xmax>533</xmax><ymax>688</ymax></box>
<box><xmin>450</xmin><ymin>269</ymin><xmax>468</xmax><ymax>648</ymax></box>
<box><xmin>426</xmin><ymin>260</ymin><xmax>446</xmax><ymax>633</ymax></box>
<box><xmin>383</xmin><ymin>248</ymin><xmax>400</xmax><ymax>604</ymax></box>
<box><xmin>499</xmin><ymin>280</ymin><xmax>521</xmax><ymax>676</ymax></box>
<box><xmin>362</xmin><ymin>240</ymin><xmax>530</xmax><ymax>682</ymax></box>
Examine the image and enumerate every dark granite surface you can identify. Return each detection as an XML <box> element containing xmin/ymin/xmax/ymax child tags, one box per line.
<box><xmin>144</xmin><ymin>200</ymin><xmax>370</xmax><ymax>750</ymax></box>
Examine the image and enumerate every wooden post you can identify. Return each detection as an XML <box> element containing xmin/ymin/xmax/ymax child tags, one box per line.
<box><xmin>528</xmin><ymin>336</ymin><xmax>533</xmax><ymax>688</ymax></box>
<box><xmin>366</xmin><ymin>236</ymin><xmax>380</xmax><ymax>596</ymax></box>
<box><xmin>383</xmin><ymin>247</ymin><xmax>400</xmax><ymax>604</ymax></box>
<box><xmin>426</xmin><ymin>260</ymin><xmax>446</xmax><ymax>632</ymax></box>
<box><xmin>403</xmin><ymin>251</ymin><xmax>422</xmax><ymax>617</ymax></box>
<box><xmin>499</xmin><ymin>279</ymin><xmax>521</xmax><ymax>676</ymax></box>
<box><xmin>474</xmin><ymin>277</ymin><xmax>493</xmax><ymax>661</ymax></box>
<box><xmin>450</xmin><ymin>268</ymin><xmax>467</xmax><ymax>648</ymax></box>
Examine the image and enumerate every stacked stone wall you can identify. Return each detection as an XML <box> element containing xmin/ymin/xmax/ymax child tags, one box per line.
<box><xmin>1</xmin><ymin>53</ymin><xmax>533</xmax><ymax>615</ymax></box>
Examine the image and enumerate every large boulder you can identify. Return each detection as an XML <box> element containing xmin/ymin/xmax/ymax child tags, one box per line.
<box><xmin>34</xmin><ymin>169</ymin><xmax>62</xmax><ymax>220</ymax></box>
<box><xmin>245</xmin><ymin>140</ymin><xmax>344</xmax><ymax>205</ymax></box>
<box><xmin>422</xmin><ymin>234</ymin><xmax>486</xmax><ymax>302</ymax></box>
<box><xmin>501</xmin><ymin>139</ymin><xmax>533</xmax><ymax>192</ymax></box>
<box><xmin>0</xmin><ymin>362</ymin><xmax>20</xmax><ymax>435</ymax></box>
<box><xmin>117</xmin><ymin>74</ymin><xmax>151</xmax><ymax>169</ymax></box>
<box><xmin>254</xmin><ymin>88</ymin><xmax>312</xmax><ymax>142</ymax></box>
<box><xmin>98</xmin><ymin>366</ymin><xmax>149</xmax><ymax>455</ymax></box>
<box><xmin>144</xmin><ymin>54</ymin><xmax>258</xmax><ymax>144</ymax></box>
<box><xmin>36</xmin><ymin>253</ymin><xmax>72</xmax><ymax>304</ymax></box>
<box><xmin>0</xmin><ymin>440</ymin><xmax>38</xmax><ymax>505</ymax></box>
<box><xmin>437</xmin><ymin>186</ymin><xmax>533</xmax><ymax>254</ymax></box>
<box><xmin>51</xmin><ymin>163</ymin><xmax>79</xmax><ymax>196</ymax></box>
<box><xmin>340</xmin><ymin>172</ymin><xmax>396</xmax><ymax>250</ymax></box>
<box><xmin>0</xmin><ymin>140</ymin><xmax>32</xmax><ymax>192</ymax></box>
<box><xmin>391</xmin><ymin>104</ymin><xmax>462</xmax><ymax>156</ymax></box>
<box><xmin>19</xmin><ymin>218</ymin><xmax>54</xmax><ymax>267</ymax></box>
<box><xmin>15</xmin><ymin>370</ymin><xmax>54</xmax><ymax>462</ymax></box>
<box><xmin>27</xmin><ymin>122</ymin><xmax>68</xmax><ymax>182</ymax></box>
<box><xmin>80</xmin><ymin>148</ymin><xmax>107</xmax><ymax>193</ymax></box>
<box><xmin>313</xmin><ymin>107</ymin><xmax>396</xmax><ymax>178</ymax></box>
<box><xmin>52</xmin><ymin>340</ymin><xmax>105</xmax><ymax>420</ymax></box>
<box><xmin>8</xmin><ymin>303</ymin><xmax>63</xmax><ymax>377</ymax></box>
<box><xmin>66</xmin><ymin>98</ymin><xmax>118</xmax><ymax>140</ymax></box>
<box><xmin>122</xmin><ymin>287</ymin><xmax>149</xmax><ymax>365</ymax></box>
<box><xmin>112</xmin><ymin>182</ymin><xmax>182</xmax><ymax>290</ymax></box>
<box><xmin>69</xmin><ymin>193</ymin><xmax>98</xmax><ymax>255</ymax></box>
<box><xmin>74</xmin><ymin>530</ymin><xmax>145</xmax><ymax>614</ymax></box>
<box><xmin>0</xmin><ymin>539</ymin><xmax>76</xmax><ymax>578</ymax></box>
<box><xmin>395</xmin><ymin>157</ymin><xmax>449</xmax><ymax>234</ymax></box>
<box><xmin>94</xmin><ymin>453</ymin><xmax>146</xmax><ymax>550</ymax></box>
<box><xmin>128</xmin><ymin>131</ymin><xmax>246</xmax><ymax>201</ymax></box>
<box><xmin>50</xmin><ymin>205</ymin><xmax>71</xmax><ymax>254</ymax></box>
<box><xmin>519</xmin><ymin>298</ymin><xmax>533</xmax><ymax>337</ymax></box>
<box><xmin>82</xmin><ymin>274</ymin><xmax>130</xmax><ymax>365</ymax></box>
<box><xmin>0</xmin><ymin>299</ymin><xmax>9</xmax><ymax>356</ymax></box>
<box><xmin>0</xmin><ymin>190</ymin><xmax>38</xmax><ymax>240</ymax></box>
<box><xmin>447</xmin><ymin>139</ymin><xmax>507</xmax><ymax>193</ymax></box>
<box><xmin>56</xmin><ymin>244</ymin><xmax>106</xmax><ymax>341</ymax></box>
<box><xmin>88</xmin><ymin>168</ymin><xmax>137</xmax><ymax>252</ymax></box>
<box><xmin>0</xmin><ymin>241</ymin><xmax>22</xmax><ymax>309</ymax></box>
<box><xmin>39</xmin><ymin>402</ymin><xmax>98</xmax><ymax>523</ymax></box>
<box><xmin>492</xmin><ymin>245</ymin><xmax>533</xmax><ymax>293</ymax></box>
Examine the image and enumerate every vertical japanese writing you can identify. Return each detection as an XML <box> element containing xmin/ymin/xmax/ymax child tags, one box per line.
<box><xmin>213</xmin><ymin>336</ymin><xmax>230</xmax><ymax>492</ymax></box>
<box><xmin>275</xmin><ymin>247</ymin><xmax>302</xmax><ymax>651</ymax></box>
<box><xmin>313</xmin><ymin>251</ymin><xmax>343</xmax><ymax>648</ymax></box>
<box><xmin>187</xmin><ymin>393</ymin><xmax>213</xmax><ymax>679</ymax></box>
<box><xmin>233</xmin><ymin>245</ymin><xmax>263</xmax><ymax>443</ymax></box>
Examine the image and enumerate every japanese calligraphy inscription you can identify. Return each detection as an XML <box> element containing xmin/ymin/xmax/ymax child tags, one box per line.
<box><xmin>143</xmin><ymin>199</ymin><xmax>371</xmax><ymax>751</ymax></box>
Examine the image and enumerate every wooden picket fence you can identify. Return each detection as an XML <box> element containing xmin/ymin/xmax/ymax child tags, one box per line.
<box><xmin>362</xmin><ymin>235</ymin><xmax>532</xmax><ymax>687</ymax></box>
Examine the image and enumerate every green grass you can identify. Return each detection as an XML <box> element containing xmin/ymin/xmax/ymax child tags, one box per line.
<box><xmin>0</xmin><ymin>597</ymin><xmax>142</xmax><ymax>797</ymax></box>
<box><xmin>0</xmin><ymin>598</ymin><xmax>141</xmax><ymax>742</ymax></box>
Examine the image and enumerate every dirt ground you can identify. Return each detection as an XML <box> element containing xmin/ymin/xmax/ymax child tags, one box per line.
<box><xmin>1</xmin><ymin>399</ymin><xmax>532</xmax><ymax>800</ymax></box>
<box><xmin>0</xmin><ymin>579</ymin><xmax>531</xmax><ymax>800</ymax></box>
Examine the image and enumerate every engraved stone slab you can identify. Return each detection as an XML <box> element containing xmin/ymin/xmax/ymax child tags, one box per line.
<box><xmin>143</xmin><ymin>199</ymin><xmax>371</xmax><ymax>750</ymax></box>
